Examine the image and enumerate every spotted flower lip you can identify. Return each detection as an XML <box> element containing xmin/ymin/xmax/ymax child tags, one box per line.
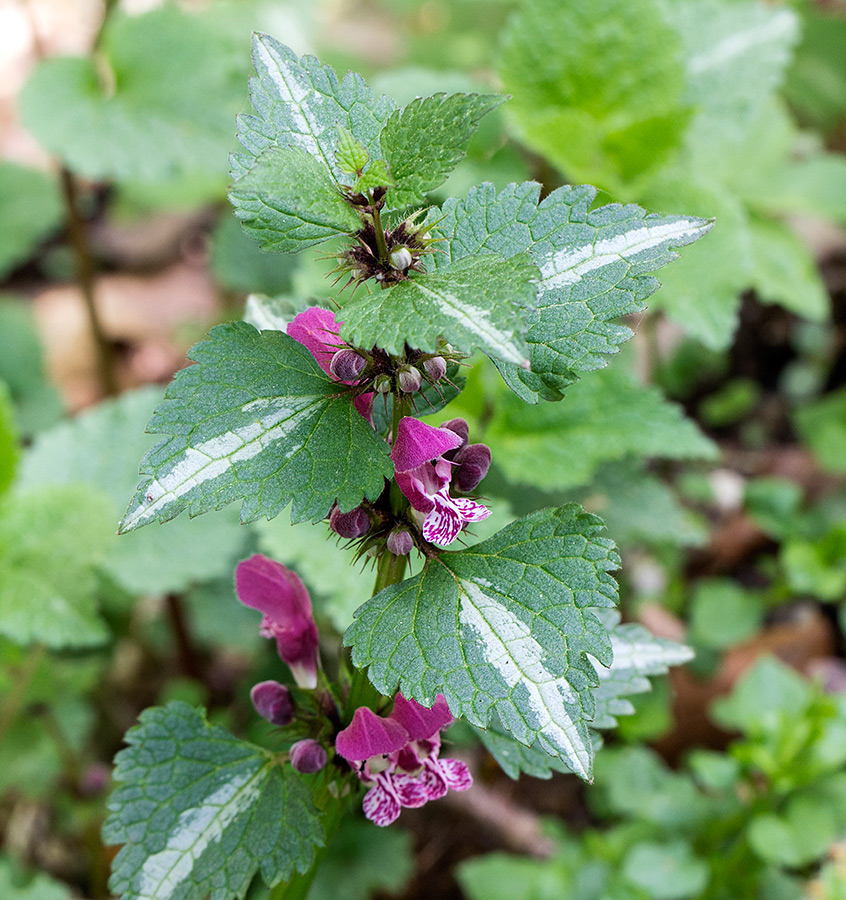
<box><xmin>391</xmin><ymin>417</ymin><xmax>491</xmax><ymax>546</ymax></box>
<box><xmin>235</xmin><ymin>554</ymin><xmax>320</xmax><ymax>689</ymax></box>
<box><xmin>287</xmin><ymin>307</ymin><xmax>373</xmax><ymax>421</ymax></box>
<box><xmin>335</xmin><ymin>694</ymin><xmax>471</xmax><ymax>827</ymax></box>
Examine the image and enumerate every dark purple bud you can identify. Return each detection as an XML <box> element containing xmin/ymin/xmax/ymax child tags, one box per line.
<box><xmin>373</xmin><ymin>373</ymin><xmax>392</xmax><ymax>394</ymax></box>
<box><xmin>251</xmin><ymin>680</ymin><xmax>295</xmax><ymax>727</ymax></box>
<box><xmin>423</xmin><ymin>356</ymin><xmax>447</xmax><ymax>382</ymax></box>
<box><xmin>329</xmin><ymin>504</ymin><xmax>371</xmax><ymax>539</ymax></box>
<box><xmin>441</xmin><ymin>418</ymin><xmax>469</xmax><ymax>448</ymax></box>
<box><xmin>330</xmin><ymin>349</ymin><xmax>366</xmax><ymax>382</ymax></box>
<box><xmin>454</xmin><ymin>444</ymin><xmax>492</xmax><ymax>493</ymax></box>
<box><xmin>290</xmin><ymin>739</ymin><xmax>327</xmax><ymax>773</ymax></box>
<box><xmin>398</xmin><ymin>366</ymin><xmax>421</xmax><ymax>393</ymax></box>
<box><xmin>79</xmin><ymin>763</ymin><xmax>110</xmax><ymax>796</ymax></box>
<box><xmin>386</xmin><ymin>528</ymin><xmax>414</xmax><ymax>556</ymax></box>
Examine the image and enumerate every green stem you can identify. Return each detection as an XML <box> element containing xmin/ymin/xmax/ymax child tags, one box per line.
<box><xmin>60</xmin><ymin>167</ymin><xmax>119</xmax><ymax>396</ymax></box>
<box><xmin>267</xmin><ymin>795</ymin><xmax>345</xmax><ymax>900</ymax></box>
<box><xmin>370</xmin><ymin>202</ymin><xmax>390</xmax><ymax>264</ymax></box>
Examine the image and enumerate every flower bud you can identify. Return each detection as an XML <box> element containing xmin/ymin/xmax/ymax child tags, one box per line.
<box><xmin>330</xmin><ymin>349</ymin><xmax>366</xmax><ymax>381</ymax></box>
<box><xmin>398</xmin><ymin>366</ymin><xmax>422</xmax><ymax>393</ymax></box>
<box><xmin>386</xmin><ymin>527</ymin><xmax>414</xmax><ymax>556</ymax></box>
<box><xmin>329</xmin><ymin>504</ymin><xmax>371</xmax><ymax>539</ymax></box>
<box><xmin>422</xmin><ymin>356</ymin><xmax>447</xmax><ymax>382</ymax></box>
<box><xmin>373</xmin><ymin>373</ymin><xmax>392</xmax><ymax>394</ymax></box>
<box><xmin>454</xmin><ymin>443</ymin><xmax>492</xmax><ymax>493</ymax></box>
<box><xmin>441</xmin><ymin>418</ymin><xmax>469</xmax><ymax>447</ymax></box>
<box><xmin>390</xmin><ymin>246</ymin><xmax>413</xmax><ymax>272</ymax></box>
<box><xmin>251</xmin><ymin>680</ymin><xmax>295</xmax><ymax>727</ymax></box>
<box><xmin>290</xmin><ymin>739</ymin><xmax>327</xmax><ymax>773</ymax></box>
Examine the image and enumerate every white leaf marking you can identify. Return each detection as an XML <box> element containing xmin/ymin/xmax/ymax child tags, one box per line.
<box><xmin>539</xmin><ymin>219</ymin><xmax>710</xmax><ymax>291</ymax></box>
<box><xmin>412</xmin><ymin>284</ymin><xmax>529</xmax><ymax>366</ymax></box>
<box><xmin>688</xmin><ymin>10</ymin><xmax>797</xmax><ymax>75</ymax></box>
<box><xmin>254</xmin><ymin>38</ymin><xmax>332</xmax><ymax>171</ymax></box>
<box><xmin>137</xmin><ymin>768</ymin><xmax>264</xmax><ymax>899</ymax></box>
<box><xmin>458</xmin><ymin>580</ymin><xmax>591</xmax><ymax>778</ymax></box>
<box><xmin>123</xmin><ymin>396</ymin><xmax>315</xmax><ymax>531</ymax></box>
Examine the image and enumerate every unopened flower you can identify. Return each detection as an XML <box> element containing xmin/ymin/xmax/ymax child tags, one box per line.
<box><xmin>329</xmin><ymin>503</ymin><xmax>371</xmax><ymax>539</ymax></box>
<box><xmin>397</xmin><ymin>366</ymin><xmax>421</xmax><ymax>394</ymax></box>
<box><xmin>391</xmin><ymin>417</ymin><xmax>490</xmax><ymax>545</ymax></box>
<box><xmin>330</xmin><ymin>348</ymin><xmax>367</xmax><ymax>381</ymax></box>
<box><xmin>422</xmin><ymin>356</ymin><xmax>447</xmax><ymax>382</ymax></box>
<box><xmin>236</xmin><ymin>554</ymin><xmax>321</xmax><ymax>689</ymax></box>
<box><xmin>386</xmin><ymin>527</ymin><xmax>414</xmax><ymax>556</ymax></box>
<box><xmin>290</xmin><ymin>739</ymin><xmax>328</xmax><ymax>774</ymax></box>
<box><xmin>440</xmin><ymin>419</ymin><xmax>492</xmax><ymax>493</ymax></box>
<box><xmin>336</xmin><ymin>694</ymin><xmax>471</xmax><ymax>827</ymax></box>
<box><xmin>287</xmin><ymin>307</ymin><xmax>373</xmax><ymax>420</ymax></box>
<box><xmin>251</xmin><ymin>680</ymin><xmax>294</xmax><ymax>727</ymax></box>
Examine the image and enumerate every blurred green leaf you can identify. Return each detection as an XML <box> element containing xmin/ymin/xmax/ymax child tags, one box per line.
<box><xmin>622</xmin><ymin>840</ymin><xmax>708</xmax><ymax>900</ymax></box>
<box><xmin>782</xmin><ymin>528</ymin><xmax>846</xmax><ymax>602</ymax></box>
<box><xmin>0</xmin><ymin>486</ymin><xmax>112</xmax><ymax>649</ymax></box>
<box><xmin>500</xmin><ymin>0</ymin><xmax>689</xmax><ymax>192</ymax></box>
<box><xmin>20</xmin><ymin>5</ymin><xmax>249</xmax><ymax>183</ymax></box>
<box><xmin>307</xmin><ymin>817</ymin><xmax>413</xmax><ymax>900</ymax></box>
<box><xmin>794</xmin><ymin>388</ymin><xmax>846</xmax><ymax>475</ymax></box>
<box><xmin>748</xmin><ymin>794</ymin><xmax>836</xmax><ymax>868</ymax></box>
<box><xmin>210</xmin><ymin>215</ymin><xmax>297</xmax><ymax>297</ymax></box>
<box><xmin>0</xmin><ymin>163</ymin><xmax>62</xmax><ymax>278</ymax></box>
<box><xmin>0</xmin><ymin>858</ymin><xmax>74</xmax><ymax>900</ymax></box>
<box><xmin>20</xmin><ymin>387</ymin><xmax>251</xmax><ymax>596</ymax></box>
<box><xmin>0</xmin><ymin>383</ymin><xmax>18</xmax><ymax>498</ymax></box>
<box><xmin>0</xmin><ymin>296</ymin><xmax>63</xmax><ymax>437</ymax></box>
<box><xmin>688</xmin><ymin>579</ymin><xmax>764</xmax><ymax>650</ymax></box>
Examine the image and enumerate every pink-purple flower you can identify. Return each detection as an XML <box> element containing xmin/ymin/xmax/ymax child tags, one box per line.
<box><xmin>287</xmin><ymin>307</ymin><xmax>373</xmax><ymax>420</ymax></box>
<box><xmin>335</xmin><ymin>694</ymin><xmax>472</xmax><ymax>827</ymax></box>
<box><xmin>391</xmin><ymin>417</ymin><xmax>490</xmax><ymax>546</ymax></box>
<box><xmin>236</xmin><ymin>554</ymin><xmax>321</xmax><ymax>689</ymax></box>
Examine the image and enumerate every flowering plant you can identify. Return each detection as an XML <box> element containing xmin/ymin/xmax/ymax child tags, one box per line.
<box><xmin>102</xmin><ymin>35</ymin><xmax>707</xmax><ymax>900</ymax></box>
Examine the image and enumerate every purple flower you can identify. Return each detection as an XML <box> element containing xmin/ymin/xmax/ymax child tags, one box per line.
<box><xmin>290</xmin><ymin>739</ymin><xmax>328</xmax><ymax>774</ymax></box>
<box><xmin>391</xmin><ymin>417</ymin><xmax>490</xmax><ymax>546</ymax></box>
<box><xmin>335</xmin><ymin>694</ymin><xmax>472</xmax><ymax>827</ymax></box>
<box><xmin>287</xmin><ymin>307</ymin><xmax>373</xmax><ymax>420</ymax></box>
<box><xmin>236</xmin><ymin>554</ymin><xmax>321</xmax><ymax>689</ymax></box>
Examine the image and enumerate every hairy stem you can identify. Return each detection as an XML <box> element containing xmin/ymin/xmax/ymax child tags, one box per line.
<box><xmin>370</xmin><ymin>202</ymin><xmax>390</xmax><ymax>264</ymax></box>
<box><xmin>60</xmin><ymin>167</ymin><xmax>119</xmax><ymax>396</ymax></box>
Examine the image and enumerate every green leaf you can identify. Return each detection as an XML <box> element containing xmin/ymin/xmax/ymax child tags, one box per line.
<box><xmin>481</xmin><ymin>362</ymin><xmax>716</xmax><ymax>492</ymax></box>
<box><xmin>592</xmin><ymin>610</ymin><xmax>694</xmax><ymax>729</ymax></box>
<box><xmin>794</xmin><ymin>388</ymin><xmax>846</xmax><ymax>475</ymax></box>
<box><xmin>638</xmin><ymin>174</ymin><xmax>751</xmax><ymax>350</ymax></box>
<box><xmin>0</xmin><ymin>296</ymin><xmax>63</xmax><ymax>437</ymax></box>
<box><xmin>749</xmin><ymin>217</ymin><xmax>829</xmax><ymax>321</ymax></box>
<box><xmin>347</xmin><ymin>506</ymin><xmax>620</xmax><ymax>779</ymax></box>
<box><xmin>20</xmin><ymin>6</ymin><xmax>249</xmax><ymax>182</ymax></box>
<box><xmin>354</xmin><ymin>159</ymin><xmax>394</xmax><ymax>193</ymax></box>
<box><xmin>0</xmin><ymin>383</ymin><xmax>18</xmax><ymax>498</ymax></box>
<box><xmin>711</xmin><ymin>657</ymin><xmax>813</xmax><ymax>735</ymax></box>
<box><xmin>104</xmin><ymin>703</ymin><xmax>323</xmax><ymax>900</ymax></box>
<box><xmin>340</xmin><ymin>253</ymin><xmax>537</xmax><ymax>366</ymax></box>
<box><xmin>748</xmin><ymin>795</ymin><xmax>836</xmax><ymax>868</ymax></box>
<box><xmin>688</xmin><ymin>580</ymin><xmax>764</xmax><ymax>650</ymax></box>
<box><xmin>19</xmin><ymin>387</ymin><xmax>250</xmax><ymax>597</ymax></box>
<box><xmin>232</xmin><ymin>34</ymin><xmax>396</xmax><ymax>183</ymax></box>
<box><xmin>229</xmin><ymin>147</ymin><xmax>361</xmax><ymax>253</ymax></box>
<box><xmin>475</xmin><ymin>718</ymin><xmax>595</xmax><ymax>780</ymax></box>
<box><xmin>499</xmin><ymin>0</ymin><xmax>689</xmax><ymax>192</ymax></box>
<box><xmin>334</xmin><ymin>126</ymin><xmax>369</xmax><ymax>175</ymax></box>
<box><xmin>434</xmin><ymin>182</ymin><xmax>712</xmax><ymax>401</ymax></box>
<box><xmin>380</xmin><ymin>92</ymin><xmax>503</xmax><ymax>207</ymax></box>
<box><xmin>622</xmin><ymin>841</ymin><xmax>708</xmax><ymax>900</ymax></box>
<box><xmin>307</xmin><ymin>818</ymin><xmax>413</xmax><ymax>900</ymax></box>
<box><xmin>0</xmin><ymin>858</ymin><xmax>74</xmax><ymax>900</ymax></box>
<box><xmin>119</xmin><ymin>324</ymin><xmax>393</xmax><ymax>532</ymax></box>
<box><xmin>210</xmin><ymin>215</ymin><xmax>297</xmax><ymax>298</ymax></box>
<box><xmin>0</xmin><ymin>163</ymin><xmax>62</xmax><ymax>278</ymax></box>
<box><xmin>0</xmin><ymin>486</ymin><xmax>112</xmax><ymax>649</ymax></box>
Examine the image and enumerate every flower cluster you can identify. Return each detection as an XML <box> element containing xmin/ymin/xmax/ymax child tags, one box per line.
<box><xmin>392</xmin><ymin>416</ymin><xmax>490</xmax><ymax>545</ymax></box>
<box><xmin>335</xmin><ymin>694</ymin><xmax>472</xmax><ymax>826</ymax></box>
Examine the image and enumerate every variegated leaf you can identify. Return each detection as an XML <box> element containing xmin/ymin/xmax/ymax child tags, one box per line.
<box><xmin>103</xmin><ymin>703</ymin><xmax>322</xmax><ymax>900</ymax></box>
<box><xmin>433</xmin><ymin>182</ymin><xmax>712</xmax><ymax>401</ymax></box>
<box><xmin>231</xmin><ymin>34</ymin><xmax>396</xmax><ymax>184</ymax></box>
<box><xmin>346</xmin><ymin>506</ymin><xmax>620</xmax><ymax>780</ymax></box>
<box><xmin>590</xmin><ymin>609</ymin><xmax>694</xmax><ymax>728</ymax></box>
<box><xmin>120</xmin><ymin>322</ymin><xmax>393</xmax><ymax>532</ymax></box>
<box><xmin>339</xmin><ymin>253</ymin><xmax>538</xmax><ymax>367</ymax></box>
